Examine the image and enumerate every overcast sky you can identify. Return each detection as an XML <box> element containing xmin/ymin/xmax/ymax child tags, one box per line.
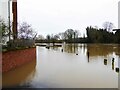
<box><xmin>17</xmin><ymin>0</ymin><xmax>119</xmax><ymax>37</ymax></box>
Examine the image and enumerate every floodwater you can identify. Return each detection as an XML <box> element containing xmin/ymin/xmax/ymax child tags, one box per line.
<box><xmin>2</xmin><ymin>44</ymin><xmax>120</xmax><ymax>88</ymax></box>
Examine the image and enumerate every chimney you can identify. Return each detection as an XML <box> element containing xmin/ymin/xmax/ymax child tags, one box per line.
<box><xmin>12</xmin><ymin>0</ymin><xmax>17</xmax><ymax>39</ymax></box>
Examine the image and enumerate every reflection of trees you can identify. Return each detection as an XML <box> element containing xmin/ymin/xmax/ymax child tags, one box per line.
<box><xmin>49</xmin><ymin>44</ymin><xmax>120</xmax><ymax>57</ymax></box>
<box><xmin>64</xmin><ymin>44</ymin><xmax>78</xmax><ymax>53</ymax></box>
<box><xmin>79</xmin><ymin>44</ymin><xmax>87</xmax><ymax>54</ymax></box>
<box><xmin>51</xmin><ymin>46</ymin><xmax>60</xmax><ymax>51</ymax></box>
<box><xmin>86</xmin><ymin>44</ymin><xmax>120</xmax><ymax>57</ymax></box>
<box><xmin>115</xmin><ymin>45</ymin><xmax>120</xmax><ymax>56</ymax></box>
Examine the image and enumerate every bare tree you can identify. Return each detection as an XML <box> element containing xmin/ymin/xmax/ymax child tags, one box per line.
<box><xmin>74</xmin><ymin>30</ymin><xmax>80</xmax><ymax>38</ymax></box>
<box><xmin>103</xmin><ymin>22</ymin><xmax>114</xmax><ymax>32</ymax></box>
<box><xmin>58</xmin><ymin>32</ymin><xmax>65</xmax><ymax>40</ymax></box>
<box><xmin>46</xmin><ymin>34</ymin><xmax>51</xmax><ymax>40</ymax></box>
<box><xmin>18</xmin><ymin>22</ymin><xmax>36</xmax><ymax>39</ymax></box>
<box><xmin>64</xmin><ymin>29</ymin><xmax>74</xmax><ymax>40</ymax></box>
<box><xmin>53</xmin><ymin>34</ymin><xmax>60</xmax><ymax>40</ymax></box>
<box><xmin>36</xmin><ymin>34</ymin><xmax>45</xmax><ymax>40</ymax></box>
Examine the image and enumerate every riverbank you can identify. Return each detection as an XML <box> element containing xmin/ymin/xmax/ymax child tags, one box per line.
<box><xmin>2</xmin><ymin>47</ymin><xmax>36</xmax><ymax>73</ymax></box>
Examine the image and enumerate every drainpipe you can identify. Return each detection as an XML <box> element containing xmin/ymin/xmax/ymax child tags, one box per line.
<box><xmin>8</xmin><ymin>0</ymin><xmax>11</xmax><ymax>41</ymax></box>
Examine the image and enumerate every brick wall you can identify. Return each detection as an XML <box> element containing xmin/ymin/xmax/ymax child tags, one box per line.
<box><xmin>2</xmin><ymin>47</ymin><xmax>36</xmax><ymax>73</ymax></box>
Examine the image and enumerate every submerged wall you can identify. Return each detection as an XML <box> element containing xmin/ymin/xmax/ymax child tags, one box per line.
<box><xmin>2</xmin><ymin>47</ymin><xmax>36</xmax><ymax>73</ymax></box>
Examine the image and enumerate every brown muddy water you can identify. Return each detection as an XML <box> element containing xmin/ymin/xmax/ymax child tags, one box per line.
<box><xmin>2</xmin><ymin>44</ymin><xmax>120</xmax><ymax>88</ymax></box>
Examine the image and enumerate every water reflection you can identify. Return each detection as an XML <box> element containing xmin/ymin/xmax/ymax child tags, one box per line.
<box><xmin>87</xmin><ymin>51</ymin><xmax>90</xmax><ymax>63</ymax></box>
<box><xmin>50</xmin><ymin>43</ymin><xmax>120</xmax><ymax>57</ymax></box>
<box><xmin>36</xmin><ymin>44</ymin><xmax>119</xmax><ymax>88</ymax></box>
<box><xmin>87</xmin><ymin>44</ymin><xmax>120</xmax><ymax>57</ymax></box>
<box><xmin>2</xmin><ymin>44</ymin><xmax>120</xmax><ymax>88</ymax></box>
<box><xmin>2</xmin><ymin>60</ymin><xmax>36</xmax><ymax>88</ymax></box>
<box><xmin>64</xmin><ymin>44</ymin><xmax>78</xmax><ymax>53</ymax></box>
<box><xmin>50</xmin><ymin>43</ymin><xmax>120</xmax><ymax>72</ymax></box>
<box><xmin>112</xmin><ymin>60</ymin><xmax>114</xmax><ymax>70</ymax></box>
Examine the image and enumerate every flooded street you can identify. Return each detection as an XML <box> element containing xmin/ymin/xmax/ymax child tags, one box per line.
<box><xmin>2</xmin><ymin>44</ymin><xmax>120</xmax><ymax>88</ymax></box>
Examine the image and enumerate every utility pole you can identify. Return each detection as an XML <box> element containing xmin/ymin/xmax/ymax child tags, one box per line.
<box><xmin>8</xmin><ymin>0</ymin><xmax>11</xmax><ymax>41</ymax></box>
